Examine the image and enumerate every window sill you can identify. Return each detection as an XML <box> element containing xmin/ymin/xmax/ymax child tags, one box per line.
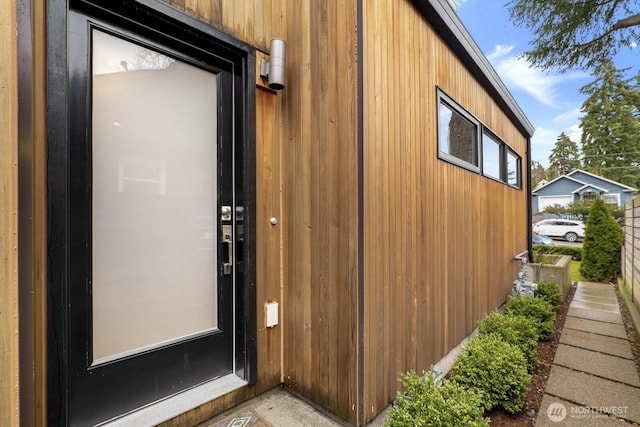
<box><xmin>101</xmin><ymin>374</ymin><xmax>247</xmax><ymax>426</ymax></box>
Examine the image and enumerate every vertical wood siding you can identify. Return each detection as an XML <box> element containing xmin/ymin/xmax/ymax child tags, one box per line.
<box><xmin>165</xmin><ymin>0</ymin><xmax>284</xmax><ymax>52</ymax></box>
<box><xmin>1</xmin><ymin>2</ymin><xmax>19</xmax><ymax>426</ymax></box>
<box><xmin>20</xmin><ymin>0</ymin><xmax>530</xmax><ymax>424</ymax></box>
<box><xmin>279</xmin><ymin>0</ymin><xmax>359</xmax><ymax>423</ymax></box>
<box><xmin>161</xmin><ymin>1</ymin><xmax>361</xmax><ymax>424</ymax></box>
<box><xmin>362</xmin><ymin>0</ymin><xmax>529</xmax><ymax>421</ymax></box>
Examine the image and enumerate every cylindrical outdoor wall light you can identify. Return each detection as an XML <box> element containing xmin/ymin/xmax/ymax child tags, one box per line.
<box><xmin>260</xmin><ymin>38</ymin><xmax>286</xmax><ymax>90</ymax></box>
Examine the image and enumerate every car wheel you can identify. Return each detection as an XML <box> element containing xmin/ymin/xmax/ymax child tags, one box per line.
<box><xmin>565</xmin><ymin>232</ymin><xmax>578</xmax><ymax>242</ymax></box>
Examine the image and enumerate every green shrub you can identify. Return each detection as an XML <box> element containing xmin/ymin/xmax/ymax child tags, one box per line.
<box><xmin>385</xmin><ymin>370</ymin><xmax>489</xmax><ymax>427</ymax></box>
<box><xmin>477</xmin><ymin>312</ymin><xmax>539</xmax><ymax>372</ymax></box>
<box><xmin>449</xmin><ymin>334</ymin><xmax>531</xmax><ymax>414</ymax></box>
<box><xmin>504</xmin><ymin>296</ymin><xmax>556</xmax><ymax>341</ymax></box>
<box><xmin>580</xmin><ymin>198</ymin><xmax>623</xmax><ymax>281</ymax></box>
<box><xmin>533</xmin><ymin>244</ymin><xmax>582</xmax><ymax>261</ymax></box>
<box><xmin>534</xmin><ymin>281</ymin><xmax>562</xmax><ymax>312</ymax></box>
<box><xmin>553</xmin><ymin>245</ymin><xmax>582</xmax><ymax>261</ymax></box>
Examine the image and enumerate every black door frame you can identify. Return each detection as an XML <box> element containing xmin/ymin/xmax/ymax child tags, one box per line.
<box><xmin>46</xmin><ymin>1</ymin><xmax>256</xmax><ymax>424</ymax></box>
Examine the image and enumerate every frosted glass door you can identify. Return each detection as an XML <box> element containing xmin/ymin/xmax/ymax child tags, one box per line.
<box><xmin>91</xmin><ymin>30</ymin><xmax>219</xmax><ymax>362</ymax></box>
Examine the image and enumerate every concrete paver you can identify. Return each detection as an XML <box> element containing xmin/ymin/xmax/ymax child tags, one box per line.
<box><xmin>251</xmin><ymin>391</ymin><xmax>345</xmax><ymax>427</ymax></box>
<box><xmin>563</xmin><ymin>316</ymin><xmax>628</xmax><ymax>339</ymax></box>
<box><xmin>559</xmin><ymin>328</ymin><xmax>634</xmax><ymax>359</ymax></box>
<box><xmin>577</xmin><ymin>281</ymin><xmax>617</xmax><ymax>292</ymax></box>
<box><xmin>566</xmin><ymin>307</ymin><xmax>623</xmax><ymax>324</ymax></box>
<box><xmin>552</xmin><ymin>344</ymin><xmax>640</xmax><ymax>387</ymax></box>
<box><xmin>197</xmin><ymin>389</ymin><xmax>347</xmax><ymax>427</ymax></box>
<box><xmin>537</xmin><ymin>395</ymin><xmax>626</xmax><ymax>426</ymax></box>
<box><xmin>543</xmin><ymin>366</ymin><xmax>640</xmax><ymax>424</ymax></box>
<box><xmin>572</xmin><ymin>292</ymin><xmax>618</xmax><ymax>306</ymax></box>
<box><xmin>537</xmin><ymin>281</ymin><xmax>640</xmax><ymax>426</ymax></box>
<box><xmin>568</xmin><ymin>299</ymin><xmax>621</xmax><ymax>313</ymax></box>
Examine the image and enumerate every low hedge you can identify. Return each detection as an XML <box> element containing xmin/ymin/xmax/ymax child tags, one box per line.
<box><xmin>534</xmin><ymin>281</ymin><xmax>562</xmax><ymax>313</ymax></box>
<box><xmin>504</xmin><ymin>296</ymin><xmax>556</xmax><ymax>341</ymax></box>
<box><xmin>449</xmin><ymin>334</ymin><xmax>531</xmax><ymax>414</ymax></box>
<box><xmin>477</xmin><ymin>312</ymin><xmax>539</xmax><ymax>372</ymax></box>
<box><xmin>386</xmin><ymin>370</ymin><xmax>489</xmax><ymax>427</ymax></box>
<box><xmin>533</xmin><ymin>244</ymin><xmax>582</xmax><ymax>261</ymax></box>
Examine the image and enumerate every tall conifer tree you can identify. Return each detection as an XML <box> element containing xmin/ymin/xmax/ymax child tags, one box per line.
<box><xmin>580</xmin><ymin>62</ymin><xmax>640</xmax><ymax>188</ymax></box>
<box><xmin>548</xmin><ymin>132</ymin><xmax>580</xmax><ymax>178</ymax></box>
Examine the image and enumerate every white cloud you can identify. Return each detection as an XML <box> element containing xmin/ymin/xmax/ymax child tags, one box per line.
<box><xmin>531</xmin><ymin>127</ymin><xmax>557</xmax><ymax>148</ymax></box>
<box><xmin>553</xmin><ymin>108</ymin><xmax>582</xmax><ymax>124</ymax></box>
<box><xmin>530</xmin><ymin>117</ymin><xmax>583</xmax><ymax>167</ymax></box>
<box><xmin>553</xmin><ymin>108</ymin><xmax>583</xmax><ymax>144</ymax></box>
<box><xmin>565</xmin><ymin>123</ymin><xmax>583</xmax><ymax>144</ymax></box>
<box><xmin>487</xmin><ymin>45</ymin><xmax>587</xmax><ymax>107</ymax></box>
<box><xmin>487</xmin><ymin>44</ymin><xmax>515</xmax><ymax>60</ymax></box>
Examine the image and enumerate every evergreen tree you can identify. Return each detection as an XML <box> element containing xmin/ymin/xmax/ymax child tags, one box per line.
<box><xmin>580</xmin><ymin>198</ymin><xmax>623</xmax><ymax>281</ymax></box>
<box><xmin>531</xmin><ymin>161</ymin><xmax>549</xmax><ymax>189</ymax></box>
<box><xmin>548</xmin><ymin>132</ymin><xmax>581</xmax><ymax>178</ymax></box>
<box><xmin>507</xmin><ymin>0</ymin><xmax>639</xmax><ymax>72</ymax></box>
<box><xmin>580</xmin><ymin>62</ymin><xmax>640</xmax><ymax>188</ymax></box>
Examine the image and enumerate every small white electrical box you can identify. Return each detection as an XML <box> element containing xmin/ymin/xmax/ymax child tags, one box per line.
<box><xmin>265</xmin><ymin>302</ymin><xmax>279</xmax><ymax>328</ymax></box>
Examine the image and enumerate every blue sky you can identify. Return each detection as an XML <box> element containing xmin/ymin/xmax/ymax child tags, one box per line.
<box><xmin>455</xmin><ymin>0</ymin><xmax>638</xmax><ymax>168</ymax></box>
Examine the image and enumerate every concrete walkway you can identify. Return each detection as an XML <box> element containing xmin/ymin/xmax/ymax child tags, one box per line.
<box><xmin>536</xmin><ymin>281</ymin><xmax>640</xmax><ymax>426</ymax></box>
<box><xmin>196</xmin><ymin>388</ymin><xmax>387</xmax><ymax>427</ymax></box>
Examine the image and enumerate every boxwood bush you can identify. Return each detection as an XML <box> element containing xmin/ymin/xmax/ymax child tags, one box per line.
<box><xmin>477</xmin><ymin>312</ymin><xmax>539</xmax><ymax>372</ymax></box>
<box><xmin>449</xmin><ymin>334</ymin><xmax>531</xmax><ymax>414</ymax></box>
<box><xmin>504</xmin><ymin>296</ymin><xmax>556</xmax><ymax>341</ymax></box>
<box><xmin>534</xmin><ymin>281</ymin><xmax>562</xmax><ymax>313</ymax></box>
<box><xmin>385</xmin><ymin>370</ymin><xmax>489</xmax><ymax>427</ymax></box>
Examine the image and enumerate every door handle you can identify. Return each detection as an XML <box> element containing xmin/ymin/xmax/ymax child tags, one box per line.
<box><xmin>222</xmin><ymin>224</ymin><xmax>233</xmax><ymax>275</ymax></box>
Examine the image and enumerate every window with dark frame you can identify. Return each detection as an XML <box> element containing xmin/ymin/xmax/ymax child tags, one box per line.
<box><xmin>437</xmin><ymin>91</ymin><xmax>480</xmax><ymax>171</ymax></box>
<box><xmin>506</xmin><ymin>148</ymin><xmax>522</xmax><ymax>188</ymax></box>
<box><xmin>482</xmin><ymin>130</ymin><xmax>503</xmax><ymax>180</ymax></box>
<box><xmin>436</xmin><ymin>88</ymin><xmax>523</xmax><ymax>190</ymax></box>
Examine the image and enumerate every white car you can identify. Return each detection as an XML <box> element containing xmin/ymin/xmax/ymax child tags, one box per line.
<box><xmin>532</xmin><ymin>219</ymin><xmax>585</xmax><ymax>242</ymax></box>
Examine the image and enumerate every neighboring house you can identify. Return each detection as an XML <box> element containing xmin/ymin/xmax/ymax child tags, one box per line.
<box><xmin>2</xmin><ymin>1</ymin><xmax>534</xmax><ymax>426</ymax></box>
<box><xmin>532</xmin><ymin>169</ymin><xmax>637</xmax><ymax>213</ymax></box>
<box><xmin>533</xmin><ymin>179</ymin><xmax>548</xmax><ymax>190</ymax></box>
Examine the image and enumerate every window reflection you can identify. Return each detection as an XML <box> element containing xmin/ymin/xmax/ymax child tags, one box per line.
<box><xmin>438</xmin><ymin>101</ymin><xmax>478</xmax><ymax>167</ymax></box>
<box><xmin>482</xmin><ymin>132</ymin><xmax>502</xmax><ymax>180</ymax></box>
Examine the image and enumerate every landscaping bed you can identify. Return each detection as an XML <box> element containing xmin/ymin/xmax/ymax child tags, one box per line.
<box><xmin>486</xmin><ymin>283</ymin><xmax>574</xmax><ymax>426</ymax></box>
<box><xmin>386</xmin><ymin>282</ymin><xmax>569</xmax><ymax>427</ymax></box>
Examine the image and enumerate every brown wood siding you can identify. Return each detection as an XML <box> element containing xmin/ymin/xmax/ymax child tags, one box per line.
<box><xmin>362</xmin><ymin>0</ymin><xmax>529</xmax><ymax>422</ymax></box>
<box><xmin>18</xmin><ymin>0</ymin><xmax>531</xmax><ymax>424</ymax></box>
<box><xmin>1</xmin><ymin>2</ymin><xmax>19</xmax><ymax>426</ymax></box>
<box><xmin>159</xmin><ymin>1</ymin><xmax>361</xmax><ymax>424</ymax></box>
<box><xmin>280</xmin><ymin>0</ymin><xmax>360</xmax><ymax>423</ymax></box>
<box><xmin>164</xmin><ymin>0</ymin><xmax>285</xmax><ymax>53</ymax></box>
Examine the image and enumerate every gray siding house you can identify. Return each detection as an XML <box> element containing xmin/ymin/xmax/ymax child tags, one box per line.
<box><xmin>532</xmin><ymin>169</ymin><xmax>637</xmax><ymax>213</ymax></box>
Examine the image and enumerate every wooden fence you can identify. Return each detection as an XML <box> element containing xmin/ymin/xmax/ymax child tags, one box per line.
<box><xmin>622</xmin><ymin>197</ymin><xmax>640</xmax><ymax>311</ymax></box>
